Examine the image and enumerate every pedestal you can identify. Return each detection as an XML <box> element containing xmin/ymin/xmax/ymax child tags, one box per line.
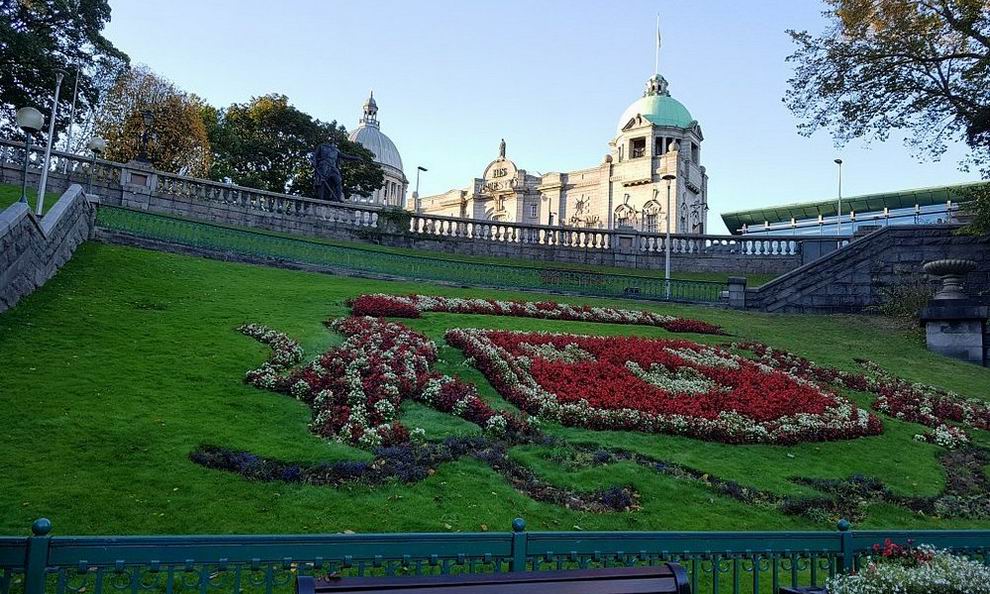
<box><xmin>920</xmin><ymin>300</ymin><xmax>988</xmax><ymax>366</ymax></box>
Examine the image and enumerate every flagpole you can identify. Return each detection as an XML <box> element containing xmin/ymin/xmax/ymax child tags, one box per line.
<box><xmin>655</xmin><ymin>13</ymin><xmax>660</xmax><ymax>75</ymax></box>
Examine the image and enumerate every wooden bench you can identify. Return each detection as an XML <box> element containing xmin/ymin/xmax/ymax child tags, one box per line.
<box><xmin>297</xmin><ymin>565</ymin><xmax>691</xmax><ymax>594</ymax></box>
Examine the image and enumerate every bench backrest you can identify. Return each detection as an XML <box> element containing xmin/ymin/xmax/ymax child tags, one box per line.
<box><xmin>297</xmin><ymin>565</ymin><xmax>690</xmax><ymax>594</ymax></box>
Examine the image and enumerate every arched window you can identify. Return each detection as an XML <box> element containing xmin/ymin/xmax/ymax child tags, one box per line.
<box><xmin>641</xmin><ymin>200</ymin><xmax>661</xmax><ymax>233</ymax></box>
<box><xmin>614</xmin><ymin>204</ymin><xmax>637</xmax><ymax>229</ymax></box>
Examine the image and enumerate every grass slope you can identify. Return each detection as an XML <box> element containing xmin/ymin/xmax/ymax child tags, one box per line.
<box><xmin>0</xmin><ymin>242</ymin><xmax>988</xmax><ymax>536</ymax></box>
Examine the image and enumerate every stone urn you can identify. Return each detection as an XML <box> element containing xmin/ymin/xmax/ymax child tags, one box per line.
<box><xmin>923</xmin><ymin>259</ymin><xmax>978</xmax><ymax>300</ymax></box>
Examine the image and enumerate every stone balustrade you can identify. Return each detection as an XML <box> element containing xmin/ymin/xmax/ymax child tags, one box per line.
<box><xmin>0</xmin><ymin>137</ymin><xmax>847</xmax><ymax>275</ymax></box>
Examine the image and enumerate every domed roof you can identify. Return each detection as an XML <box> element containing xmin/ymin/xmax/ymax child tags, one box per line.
<box><xmin>616</xmin><ymin>74</ymin><xmax>694</xmax><ymax>133</ymax></box>
<box><xmin>349</xmin><ymin>125</ymin><xmax>403</xmax><ymax>171</ymax></box>
<box><xmin>347</xmin><ymin>91</ymin><xmax>404</xmax><ymax>173</ymax></box>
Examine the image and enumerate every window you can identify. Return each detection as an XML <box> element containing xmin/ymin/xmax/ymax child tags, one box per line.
<box><xmin>529</xmin><ymin>204</ymin><xmax>538</xmax><ymax>217</ymax></box>
<box><xmin>644</xmin><ymin>213</ymin><xmax>658</xmax><ymax>233</ymax></box>
<box><xmin>691</xmin><ymin>143</ymin><xmax>700</xmax><ymax>164</ymax></box>
<box><xmin>630</xmin><ymin>137</ymin><xmax>646</xmax><ymax>159</ymax></box>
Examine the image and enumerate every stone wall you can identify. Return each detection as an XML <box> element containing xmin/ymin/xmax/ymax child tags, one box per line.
<box><xmin>0</xmin><ymin>185</ymin><xmax>96</xmax><ymax>313</ymax></box>
<box><xmin>0</xmin><ymin>142</ymin><xmax>821</xmax><ymax>277</ymax></box>
<box><xmin>745</xmin><ymin>226</ymin><xmax>990</xmax><ymax>313</ymax></box>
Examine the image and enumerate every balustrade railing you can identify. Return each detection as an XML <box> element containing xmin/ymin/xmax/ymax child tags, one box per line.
<box><xmin>0</xmin><ymin>137</ymin><xmax>848</xmax><ymax>260</ymax></box>
<box><xmin>2</xmin><ymin>518</ymin><xmax>989</xmax><ymax>594</ymax></box>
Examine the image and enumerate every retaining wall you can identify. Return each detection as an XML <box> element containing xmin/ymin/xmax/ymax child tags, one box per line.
<box><xmin>746</xmin><ymin>226</ymin><xmax>990</xmax><ymax>313</ymax></box>
<box><xmin>0</xmin><ymin>185</ymin><xmax>97</xmax><ymax>313</ymax></box>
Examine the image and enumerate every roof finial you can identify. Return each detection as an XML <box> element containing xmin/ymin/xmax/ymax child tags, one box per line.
<box><xmin>361</xmin><ymin>90</ymin><xmax>379</xmax><ymax>126</ymax></box>
<box><xmin>499</xmin><ymin>138</ymin><xmax>506</xmax><ymax>159</ymax></box>
<box><xmin>655</xmin><ymin>13</ymin><xmax>661</xmax><ymax>76</ymax></box>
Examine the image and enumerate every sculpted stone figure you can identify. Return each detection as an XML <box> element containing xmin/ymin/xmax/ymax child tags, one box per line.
<box><xmin>311</xmin><ymin>140</ymin><xmax>360</xmax><ymax>202</ymax></box>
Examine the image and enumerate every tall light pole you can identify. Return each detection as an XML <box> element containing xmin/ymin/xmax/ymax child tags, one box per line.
<box><xmin>37</xmin><ymin>69</ymin><xmax>67</xmax><ymax>215</ymax></box>
<box><xmin>662</xmin><ymin>173</ymin><xmax>676</xmax><ymax>298</ymax></box>
<box><xmin>136</xmin><ymin>110</ymin><xmax>155</xmax><ymax>163</ymax></box>
<box><xmin>834</xmin><ymin>158</ymin><xmax>843</xmax><ymax>235</ymax></box>
<box><xmin>63</xmin><ymin>65</ymin><xmax>81</xmax><ymax>173</ymax></box>
<box><xmin>413</xmin><ymin>165</ymin><xmax>427</xmax><ymax>212</ymax></box>
<box><xmin>15</xmin><ymin>107</ymin><xmax>44</xmax><ymax>204</ymax></box>
<box><xmin>86</xmin><ymin>136</ymin><xmax>106</xmax><ymax>194</ymax></box>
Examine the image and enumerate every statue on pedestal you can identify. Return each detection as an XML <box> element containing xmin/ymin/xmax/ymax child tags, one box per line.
<box><xmin>311</xmin><ymin>140</ymin><xmax>359</xmax><ymax>202</ymax></box>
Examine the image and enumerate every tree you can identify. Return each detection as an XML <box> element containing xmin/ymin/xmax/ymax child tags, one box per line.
<box><xmin>0</xmin><ymin>0</ymin><xmax>128</xmax><ymax>141</ymax></box>
<box><xmin>785</xmin><ymin>1</ymin><xmax>990</xmax><ymax>227</ymax></box>
<box><xmin>207</xmin><ymin>94</ymin><xmax>383</xmax><ymax>199</ymax></box>
<box><xmin>94</xmin><ymin>65</ymin><xmax>211</xmax><ymax>176</ymax></box>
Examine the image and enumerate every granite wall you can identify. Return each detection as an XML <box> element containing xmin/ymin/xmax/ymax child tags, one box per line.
<box><xmin>0</xmin><ymin>185</ymin><xmax>96</xmax><ymax>313</ymax></box>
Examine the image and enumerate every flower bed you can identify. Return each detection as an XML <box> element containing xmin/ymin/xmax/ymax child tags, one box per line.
<box><xmin>243</xmin><ymin>316</ymin><xmax>533</xmax><ymax>448</ymax></box>
<box><xmin>446</xmin><ymin>328</ymin><xmax>881</xmax><ymax>444</ymax></box>
<box><xmin>348</xmin><ymin>294</ymin><xmax>726</xmax><ymax>335</ymax></box>
<box><xmin>238</xmin><ymin>323</ymin><xmax>304</xmax><ymax>389</ymax></box>
<box><xmin>738</xmin><ymin>342</ymin><xmax>990</xmax><ymax>440</ymax></box>
<box><xmin>828</xmin><ymin>542</ymin><xmax>990</xmax><ymax>594</ymax></box>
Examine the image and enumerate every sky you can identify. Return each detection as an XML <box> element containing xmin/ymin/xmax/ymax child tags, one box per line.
<box><xmin>102</xmin><ymin>0</ymin><xmax>979</xmax><ymax>233</ymax></box>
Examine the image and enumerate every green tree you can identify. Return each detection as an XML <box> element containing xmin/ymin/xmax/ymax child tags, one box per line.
<box><xmin>208</xmin><ymin>94</ymin><xmax>383</xmax><ymax>199</ymax></box>
<box><xmin>0</xmin><ymin>0</ymin><xmax>128</xmax><ymax>140</ymax></box>
<box><xmin>785</xmin><ymin>0</ymin><xmax>990</xmax><ymax>228</ymax></box>
<box><xmin>94</xmin><ymin>65</ymin><xmax>211</xmax><ymax>176</ymax></box>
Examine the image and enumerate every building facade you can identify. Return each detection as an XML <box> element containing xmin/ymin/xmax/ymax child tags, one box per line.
<box><xmin>415</xmin><ymin>73</ymin><xmax>709</xmax><ymax>233</ymax></box>
<box><xmin>348</xmin><ymin>92</ymin><xmax>408</xmax><ymax>208</ymax></box>
<box><xmin>721</xmin><ymin>181</ymin><xmax>986</xmax><ymax>236</ymax></box>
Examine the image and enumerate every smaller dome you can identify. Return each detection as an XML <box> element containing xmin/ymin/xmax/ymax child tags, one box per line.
<box><xmin>349</xmin><ymin>125</ymin><xmax>403</xmax><ymax>172</ymax></box>
<box><xmin>616</xmin><ymin>74</ymin><xmax>695</xmax><ymax>133</ymax></box>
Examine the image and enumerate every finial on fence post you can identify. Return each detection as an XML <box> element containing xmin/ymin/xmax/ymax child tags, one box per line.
<box><xmin>837</xmin><ymin>518</ymin><xmax>854</xmax><ymax>574</ymax></box>
<box><xmin>510</xmin><ymin>518</ymin><xmax>527</xmax><ymax>572</ymax></box>
<box><xmin>25</xmin><ymin>518</ymin><xmax>53</xmax><ymax>594</ymax></box>
<box><xmin>31</xmin><ymin>518</ymin><xmax>52</xmax><ymax>536</ymax></box>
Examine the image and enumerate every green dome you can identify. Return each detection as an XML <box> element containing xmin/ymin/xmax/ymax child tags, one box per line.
<box><xmin>617</xmin><ymin>94</ymin><xmax>694</xmax><ymax>133</ymax></box>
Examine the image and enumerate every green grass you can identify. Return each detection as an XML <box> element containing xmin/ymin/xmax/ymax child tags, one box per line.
<box><xmin>0</xmin><ymin>242</ymin><xmax>988</xmax><ymax>536</ymax></box>
<box><xmin>0</xmin><ymin>181</ymin><xmax>59</xmax><ymax>213</ymax></box>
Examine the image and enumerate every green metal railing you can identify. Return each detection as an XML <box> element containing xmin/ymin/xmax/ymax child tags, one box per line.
<box><xmin>1</xmin><ymin>519</ymin><xmax>988</xmax><ymax>594</ymax></box>
<box><xmin>94</xmin><ymin>206</ymin><xmax>726</xmax><ymax>304</ymax></box>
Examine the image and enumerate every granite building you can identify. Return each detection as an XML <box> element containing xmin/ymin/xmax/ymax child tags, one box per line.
<box><xmin>414</xmin><ymin>71</ymin><xmax>709</xmax><ymax>233</ymax></box>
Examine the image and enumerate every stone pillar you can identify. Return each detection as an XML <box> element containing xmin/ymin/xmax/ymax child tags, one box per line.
<box><xmin>119</xmin><ymin>160</ymin><xmax>158</xmax><ymax>210</ymax></box>
<box><xmin>727</xmin><ymin>276</ymin><xmax>747</xmax><ymax>309</ymax></box>
<box><xmin>920</xmin><ymin>303</ymin><xmax>988</xmax><ymax>366</ymax></box>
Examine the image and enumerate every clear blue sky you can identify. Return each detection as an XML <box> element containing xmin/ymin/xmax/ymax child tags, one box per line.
<box><xmin>103</xmin><ymin>0</ymin><xmax>977</xmax><ymax>233</ymax></box>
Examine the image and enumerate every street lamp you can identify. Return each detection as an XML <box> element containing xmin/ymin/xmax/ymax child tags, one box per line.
<box><xmin>136</xmin><ymin>109</ymin><xmax>154</xmax><ymax>163</ymax></box>
<box><xmin>36</xmin><ymin>69</ymin><xmax>67</xmax><ymax>215</ymax></box>
<box><xmin>834</xmin><ymin>158</ymin><xmax>843</xmax><ymax>235</ymax></box>
<box><xmin>15</xmin><ymin>107</ymin><xmax>44</xmax><ymax>204</ymax></box>
<box><xmin>661</xmin><ymin>173</ymin><xmax>676</xmax><ymax>299</ymax></box>
<box><xmin>413</xmin><ymin>165</ymin><xmax>427</xmax><ymax>212</ymax></box>
<box><xmin>86</xmin><ymin>136</ymin><xmax>106</xmax><ymax>194</ymax></box>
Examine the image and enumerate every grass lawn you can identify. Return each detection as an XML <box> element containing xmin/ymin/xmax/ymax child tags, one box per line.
<box><xmin>0</xmin><ymin>181</ymin><xmax>59</xmax><ymax>214</ymax></box>
<box><xmin>1</xmin><ymin>242</ymin><xmax>988</xmax><ymax>536</ymax></box>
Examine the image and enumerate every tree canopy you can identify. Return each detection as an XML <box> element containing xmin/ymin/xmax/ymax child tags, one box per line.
<box><xmin>0</xmin><ymin>0</ymin><xmax>128</xmax><ymax>140</ymax></box>
<box><xmin>95</xmin><ymin>65</ymin><xmax>211</xmax><ymax>176</ymax></box>
<box><xmin>207</xmin><ymin>94</ymin><xmax>383</xmax><ymax>198</ymax></box>
<box><xmin>785</xmin><ymin>0</ymin><xmax>990</xmax><ymax>172</ymax></box>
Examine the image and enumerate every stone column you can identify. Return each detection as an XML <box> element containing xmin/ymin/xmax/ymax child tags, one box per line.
<box><xmin>920</xmin><ymin>259</ymin><xmax>987</xmax><ymax>366</ymax></box>
<box><xmin>727</xmin><ymin>276</ymin><xmax>747</xmax><ymax>309</ymax></box>
<box><xmin>119</xmin><ymin>160</ymin><xmax>158</xmax><ymax>210</ymax></box>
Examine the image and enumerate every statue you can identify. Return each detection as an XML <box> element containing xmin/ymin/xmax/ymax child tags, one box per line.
<box><xmin>498</xmin><ymin>138</ymin><xmax>506</xmax><ymax>159</ymax></box>
<box><xmin>311</xmin><ymin>140</ymin><xmax>360</xmax><ymax>202</ymax></box>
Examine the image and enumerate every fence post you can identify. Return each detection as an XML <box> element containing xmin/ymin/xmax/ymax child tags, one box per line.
<box><xmin>837</xmin><ymin>519</ymin><xmax>853</xmax><ymax>574</ymax></box>
<box><xmin>510</xmin><ymin>518</ymin><xmax>527</xmax><ymax>572</ymax></box>
<box><xmin>727</xmin><ymin>276</ymin><xmax>747</xmax><ymax>309</ymax></box>
<box><xmin>24</xmin><ymin>518</ymin><xmax>52</xmax><ymax>594</ymax></box>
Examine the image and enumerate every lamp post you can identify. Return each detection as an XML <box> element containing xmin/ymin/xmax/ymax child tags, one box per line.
<box><xmin>15</xmin><ymin>107</ymin><xmax>44</xmax><ymax>204</ymax></box>
<box><xmin>661</xmin><ymin>173</ymin><xmax>676</xmax><ymax>299</ymax></box>
<box><xmin>136</xmin><ymin>110</ymin><xmax>154</xmax><ymax>163</ymax></box>
<box><xmin>36</xmin><ymin>69</ymin><xmax>67</xmax><ymax>215</ymax></box>
<box><xmin>834</xmin><ymin>158</ymin><xmax>843</xmax><ymax>235</ymax></box>
<box><xmin>62</xmin><ymin>65</ymin><xmax>81</xmax><ymax>173</ymax></box>
<box><xmin>413</xmin><ymin>165</ymin><xmax>427</xmax><ymax>211</ymax></box>
<box><xmin>86</xmin><ymin>137</ymin><xmax>106</xmax><ymax>194</ymax></box>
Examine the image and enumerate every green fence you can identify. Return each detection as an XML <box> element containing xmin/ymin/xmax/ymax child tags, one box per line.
<box><xmin>95</xmin><ymin>206</ymin><xmax>726</xmax><ymax>304</ymax></box>
<box><xmin>2</xmin><ymin>519</ymin><xmax>989</xmax><ymax>594</ymax></box>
